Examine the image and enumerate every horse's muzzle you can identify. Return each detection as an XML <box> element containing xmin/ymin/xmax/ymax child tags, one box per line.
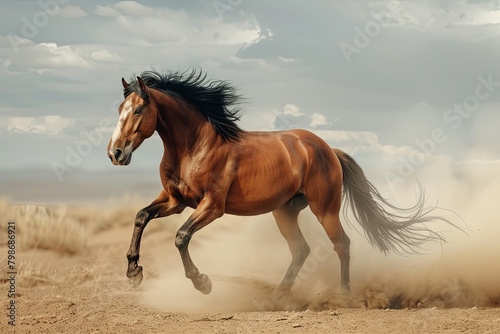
<box><xmin>109</xmin><ymin>148</ymin><xmax>132</xmax><ymax>166</ymax></box>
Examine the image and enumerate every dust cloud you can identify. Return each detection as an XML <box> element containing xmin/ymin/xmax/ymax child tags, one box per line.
<box><xmin>138</xmin><ymin>172</ymin><xmax>500</xmax><ymax>312</ymax></box>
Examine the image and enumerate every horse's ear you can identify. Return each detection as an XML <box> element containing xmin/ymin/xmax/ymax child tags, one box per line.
<box><xmin>137</xmin><ymin>76</ymin><xmax>147</xmax><ymax>93</ymax></box>
<box><xmin>121</xmin><ymin>77</ymin><xmax>129</xmax><ymax>89</ymax></box>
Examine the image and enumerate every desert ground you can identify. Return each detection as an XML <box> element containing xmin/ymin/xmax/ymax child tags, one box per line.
<box><xmin>1</xmin><ymin>196</ymin><xmax>500</xmax><ymax>334</ymax></box>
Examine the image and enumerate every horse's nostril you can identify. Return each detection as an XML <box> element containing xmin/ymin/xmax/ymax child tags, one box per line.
<box><xmin>114</xmin><ymin>148</ymin><xmax>123</xmax><ymax>160</ymax></box>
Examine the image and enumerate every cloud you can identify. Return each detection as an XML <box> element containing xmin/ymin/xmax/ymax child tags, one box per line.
<box><xmin>462</xmin><ymin>9</ymin><xmax>500</xmax><ymax>25</ymax></box>
<box><xmin>271</xmin><ymin>104</ymin><xmax>335</xmax><ymax>130</ymax></box>
<box><xmin>313</xmin><ymin>130</ymin><xmax>383</xmax><ymax>151</ymax></box>
<box><xmin>113</xmin><ymin>1</ymin><xmax>156</xmax><ymax>16</ymax></box>
<box><xmin>384</xmin><ymin>1</ymin><xmax>500</xmax><ymax>32</ymax></box>
<box><xmin>227</xmin><ymin>56</ymin><xmax>267</xmax><ymax>67</ymax></box>
<box><xmin>91</xmin><ymin>2</ymin><xmax>271</xmax><ymax>52</ymax></box>
<box><xmin>310</xmin><ymin>112</ymin><xmax>329</xmax><ymax>128</ymax></box>
<box><xmin>0</xmin><ymin>116</ymin><xmax>75</xmax><ymax>135</ymax></box>
<box><xmin>268</xmin><ymin>103</ymin><xmax>422</xmax><ymax>163</ymax></box>
<box><xmin>268</xmin><ymin>104</ymin><xmax>393</xmax><ymax>155</ymax></box>
<box><xmin>268</xmin><ymin>103</ymin><xmax>392</xmax><ymax>156</ymax></box>
<box><xmin>95</xmin><ymin>1</ymin><xmax>156</xmax><ymax>17</ymax></box>
<box><xmin>282</xmin><ymin>103</ymin><xmax>303</xmax><ymax>116</ymax></box>
<box><xmin>36</xmin><ymin>43</ymin><xmax>89</xmax><ymax>68</ymax></box>
<box><xmin>271</xmin><ymin>104</ymin><xmax>306</xmax><ymax>129</ymax></box>
<box><xmin>57</xmin><ymin>5</ymin><xmax>87</xmax><ymax>18</ymax></box>
<box><xmin>94</xmin><ymin>5</ymin><xmax>121</xmax><ymax>17</ymax></box>
<box><xmin>215</xmin><ymin>23</ymin><xmax>266</xmax><ymax>47</ymax></box>
<box><xmin>1</xmin><ymin>39</ymin><xmax>89</xmax><ymax>72</ymax></box>
<box><xmin>278</xmin><ymin>56</ymin><xmax>300</xmax><ymax>63</ymax></box>
<box><xmin>90</xmin><ymin>49</ymin><xmax>122</xmax><ymax>63</ymax></box>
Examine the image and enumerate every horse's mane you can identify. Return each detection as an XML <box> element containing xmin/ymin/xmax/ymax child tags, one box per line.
<box><xmin>124</xmin><ymin>68</ymin><xmax>245</xmax><ymax>142</ymax></box>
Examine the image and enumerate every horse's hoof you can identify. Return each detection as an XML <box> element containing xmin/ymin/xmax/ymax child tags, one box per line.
<box><xmin>193</xmin><ymin>274</ymin><xmax>212</xmax><ymax>295</ymax></box>
<box><xmin>128</xmin><ymin>266</ymin><xmax>143</xmax><ymax>288</ymax></box>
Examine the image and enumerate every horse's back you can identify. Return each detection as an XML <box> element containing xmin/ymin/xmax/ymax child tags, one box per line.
<box><xmin>284</xmin><ymin>129</ymin><xmax>343</xmax><ymax>192</ymax></box>
<box><xmin>224</xmin><ymin>129</ymin><xmax>342</xmax><ymax>215</ymax></box>
<box><xmin>240</xmin><ymin>129</ymin><xmax>341</xmax><ymax>179</ymax></box>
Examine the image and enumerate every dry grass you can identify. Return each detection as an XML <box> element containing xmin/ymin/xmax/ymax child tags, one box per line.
<box><xmin>90</xmin><ymin>206</ymin><xmax>139</xmax><ymax>233</ymax></box>
<box><xmin>0</xmin><ymin>197</ymin><xmax>172</xmax><ymax>255</ymax></box>
<box><xmin>1</xmin><ymin>198</ymin><xmax>88</xmax><ymax>254</ymax></box>
<box><xmin>16</xmin><ymin>262</ymin><xmax>56</xmax><ymax>288</ymax></box>
<box><xmin>83</xmin><ymin>197</ymin><xmax>183</xmax><ymax>235</ymax></box>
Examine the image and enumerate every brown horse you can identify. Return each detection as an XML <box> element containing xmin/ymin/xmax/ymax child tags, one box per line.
<box><xmin>108</xmin><ymin>69</ymin><xmax>452</xmax><ymax>295</ymax></box>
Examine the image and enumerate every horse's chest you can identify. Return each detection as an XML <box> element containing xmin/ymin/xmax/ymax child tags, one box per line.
<box><xmin>178</xmin><ymin>181</ymin><xmax>201</xmax><ymax>207</ymax></box>
<box><xmin>163</xmin><ymin>177</ymin><xmax>202</xmax><ymax>208</ymax></box>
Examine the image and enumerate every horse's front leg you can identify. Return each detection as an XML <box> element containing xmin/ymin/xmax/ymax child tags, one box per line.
<box><xmin>175</xmin><ymin>196</ymin><xmax>224</xmax><ymax>294</ymax></box>
<box><xmin>126</xmin><ymin>190</ymin><xmax>185</xmax><ymax>287</ymax></box>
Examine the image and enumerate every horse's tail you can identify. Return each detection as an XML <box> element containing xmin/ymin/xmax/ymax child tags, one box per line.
<box><xmin>333</xmin><ymin>148</ymin><xmax>456</xmax><ymax>254</ymax></box>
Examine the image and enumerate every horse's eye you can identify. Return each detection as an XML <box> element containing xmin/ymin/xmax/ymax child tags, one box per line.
<box><xmin>134</xmin><ymin>107</ymin><xmax>142</xmax><ymax>115</ymax></box>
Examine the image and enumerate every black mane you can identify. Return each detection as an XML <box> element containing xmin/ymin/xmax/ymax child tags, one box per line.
<box><xmin>124</xmin><ymin>68</ymin><xmax>245</xmax><ymax>142</ymax></box>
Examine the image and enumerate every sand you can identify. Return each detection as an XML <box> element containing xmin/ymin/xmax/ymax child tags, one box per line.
<box><xmin>1</xmin><ymin>194</ymin><xmax>500</xmax><ymax>333</ymax></box>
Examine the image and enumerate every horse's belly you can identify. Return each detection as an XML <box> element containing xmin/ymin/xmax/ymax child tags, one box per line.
<box><xmin>224</xmin><ymin>199</ymin><xmax>288</xmax><ymax>216</ymax></box>
<box><xmin>224</xmin><ymin>180</ymin><xmax>298</xmax><ymax>216</ymax></box>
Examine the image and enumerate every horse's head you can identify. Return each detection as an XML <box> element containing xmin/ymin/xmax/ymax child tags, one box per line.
<box><xmin>107</xmin><ymin>77</ymin><xmax>157</xmax><ymax>166</ymax></box>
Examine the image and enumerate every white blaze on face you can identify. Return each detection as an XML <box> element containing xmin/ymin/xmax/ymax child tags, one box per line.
<box><xmin>109</xmin><ymin>100</ymin><xmax>133</xmax><ymax>155</ymax></box>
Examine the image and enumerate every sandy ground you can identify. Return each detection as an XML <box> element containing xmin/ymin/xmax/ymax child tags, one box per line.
<box><xmin>1</xmin><ymin>200</ymin><xmax>500</xmax><ymax>334</ymax></box>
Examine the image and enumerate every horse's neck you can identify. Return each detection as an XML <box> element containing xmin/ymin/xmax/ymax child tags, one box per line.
<box><xmin>153</xmin><ymin>91</ymin><xmax>220</xmax><ymax>169</ymax></box>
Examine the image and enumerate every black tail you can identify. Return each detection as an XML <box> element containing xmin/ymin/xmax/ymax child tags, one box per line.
<box><xmin>334</xmin><ymin>149</ymin><xmax>460</xmax><ymax>254</ymax></box>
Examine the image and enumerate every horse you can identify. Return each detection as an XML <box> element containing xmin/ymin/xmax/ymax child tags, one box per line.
<box><xmin>107</xmin><ymin>69</ymin><xmax>453</xmax><ymax>295</ymax></box>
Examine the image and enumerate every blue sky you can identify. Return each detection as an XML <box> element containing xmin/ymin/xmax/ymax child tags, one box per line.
<box><xmin>1</xmin><ymin>0</ymin><xmax>500</xmax><ymax>203</ymax></box>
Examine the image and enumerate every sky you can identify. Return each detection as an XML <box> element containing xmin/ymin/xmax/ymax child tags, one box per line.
<box><xmin>0</xmin><ymin>0</ymin><xmax>500</xmax><ymax>204</ymax></box>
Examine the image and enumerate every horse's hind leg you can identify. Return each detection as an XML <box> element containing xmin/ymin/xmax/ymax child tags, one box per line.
<box><xmin>272</xmin><ymin>197</ymin><xmax>310</xmax><ymax>293</ymax></box>
<box><xmin>307</xmin><ymin>195</ymin><xmax>351</xmax><ymax>291</ymax></box>
<box><xmin>320</xmin><ymin>212</ymin><xmax>351</xmax><ymax>292</ymax></box>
